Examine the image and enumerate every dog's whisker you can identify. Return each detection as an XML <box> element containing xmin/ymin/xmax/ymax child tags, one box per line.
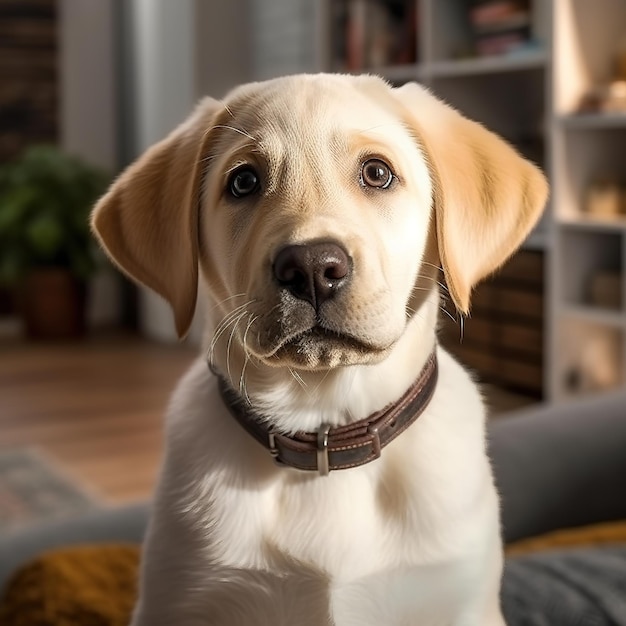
<box><xmin>241</xmin><ymin>314</ymin><xmax>257</xmax><ymax>356</ymax></box>
<box><xmin>415</xmin><ymin>273</ymin><xmax>449</xmax><ymax>293</ymax></box>
<box><xmin>209</xmin><ymin>305</ymin><xmax>250</xmax><ymax>354</ymax></box>
<box><xmin>211</xmin><ymin>124</ymin><xmax>256</xmax><ymax>142</ymax></box>
<box><xmin>288</xmin><ymin>367</ymin><xmax>308</xmax><ymax>393</ymax></box>
<box><xmin>311</xmin><ymin>367</ymin><xmax>332</xmax><ymax>397</ymax></box>
<box><xmin>222</xmin><ymin>102</ymin><xmax>235</xmax><ymax>120</ymax></box>
<box><xmin>287</xmin><ymin>368</ymin><xmax>299</xmax><ymax>389</ymax></box>
<box><xmin>213</xmin><ymin>305</ymin><xmax>248</xmax><ymax>348</ymax></box>
<box><xmin>409</xmin><ymin>285</ymin><xmax>436</xmax><ymax>293</ymax></box>
<box><xmin>198</xmin><ymin>140</ymin><xmax>256</xmax><ymax>168</ymax></box>
<box><xmin>239</xmin><ymin>321</ymin><xmax>250</xmax><ymax>397</ymax></box>
<box><xmin>431</xmin><ymin>280</ymin><xmax>450</xmax><ymax>294</ymax></box>
<box><xmin>213</xmin><ymin>300</ymin><xmax>253</xmax><ymax>330</ymax></box>
<box><xmin>342</xmin><ymin>368</ymin><xmax>359</xmax><ymax>422</ymax></box>
<box><xmin>217</xmin><ymin>103</ymin><xmax>256</xmax><ymax>142</ymax></box>
<box><xmin>238</xmin><ymin>350</ymin><xmax>250</xmax><ymax>404</ymax></box>
<box><xmin>359</xmin><ymin>122</ymin><xmax>406</xmax><ymax>134</ymax></box>
<box><xmin>206</xmin><ymin>301</ymin><xmax>254</xmax><ymax>366</ymax></box>
<box><xmin>239</xmin><ymin>314</ymin><xmax>258</xmax><ymax>405</ymax></box>
<box><xmin>198</xmin><ymin>154</ymin><xmax>218</xmax><ymax>165</ymax></box>
<box><xmin>209</xmin><ymin>293</ymin><xmax>249</xmax><ymax>314</ymax></box>
<box><xmin>224</xmin><ymin>155</ymin><xmax>256</xmax><ymax>175</ymax></box>
<box><xmin>239</xmin><ymin>357</ymin><xmax>251</xmax><ymax>405</ymax></box>
<box><xmin>439</xmin><ymin>305</ymin><xmax>457</xmax><ymax>323</ymax></box>
<box><xmin>226</xmin><ymin>311</ymin><xmax>248</xmax><ymax>386</ymax></box>
<box><xmin>420</xmin><ymin>260</ymin><xmax>445</xmax><ymax>274</ymax></box>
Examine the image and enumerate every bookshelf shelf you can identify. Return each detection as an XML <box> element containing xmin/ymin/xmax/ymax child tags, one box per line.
<box><xmin>428</xmin><ymin>50</ymin><xmax>548</xmax><ymax>79</ymax></box>
<box><xmin>562</xmin><ymin>305</ymin><xmax>625</xmax><ymax>329</ymax></box>
<box><xmin>558</xmin><ymin>215</ymin><xmax>626</xmax><ymax>233</ymax></box>
<box><xmin>368</xmin><ymin>63</ymin><xmax>424</xmax><ymax>82</ymax></box>
<box><xmin>558</xmin><ymin>113</ymin><xmax>626</xmax><ymax>130</ymax></box>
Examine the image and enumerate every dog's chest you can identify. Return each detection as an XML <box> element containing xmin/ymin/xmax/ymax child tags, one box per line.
<box><xmin>329</xmin><ymin>558</ymin><xmax>482</xmax><ymax>626</ymax></box>
<box><xmin>168</xmin><ymin>356</ymin><xmax>496</xmax><ymax>624</ymax></box>
<box><xmin>205</xmin><ymin>466</ymin><xmax>488</xmax><ymax>626</ymax></box>
<box><xmin>200</xmin><ymin>370</ymin><xmax>492</xmax><ymax>573</ymax></box>
<box><xmin>210</xmin><ymin>428</ymin><xmax>490</xmax><ymax>575</ymax></box>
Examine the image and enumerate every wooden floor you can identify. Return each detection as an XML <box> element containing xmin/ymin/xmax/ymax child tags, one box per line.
<box><xmin>0</xmin><ymin>332</ymin><xmax>196</xmax><ymax>505</ymax></box>
<box><xmin>0</xmin><ymin>332</ymin><xmax>535</xmax><ymax>506</ymax></box>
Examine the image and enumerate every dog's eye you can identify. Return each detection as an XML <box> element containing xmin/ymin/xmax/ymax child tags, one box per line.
<box><xmin>360</xmin><ymin>159</ymin><xmax>393</xmax><ymax>189</ymax></box>
<box><xmin>228</xmin><ymin>166</ymin><xmax>260</xmax><ymax>198</ymax></box>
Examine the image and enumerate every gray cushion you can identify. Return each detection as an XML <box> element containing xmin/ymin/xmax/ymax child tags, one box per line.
<box><xmin>489</xmin><ymin>389</ymin><xmax>626</xmax><ymax>543</ymax></box>
<box><xmin>502</xmin><ymin>545</ymin><xmax>626</xmax><ymax>626</ymax></box>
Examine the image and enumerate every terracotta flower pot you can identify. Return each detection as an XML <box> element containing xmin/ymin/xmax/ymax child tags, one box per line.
<box><xmin>18</xmin><ymin>268</ymin><xmax>87</xmax><ymax>339</ymax></box>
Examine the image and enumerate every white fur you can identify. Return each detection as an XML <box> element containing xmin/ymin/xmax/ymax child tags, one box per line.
<box><xmin>87</xmin><ymin>74</ymin><xmax>546</xmax><ymax>626</ymax></box>
<box><xmin>131</xmin><ymin>296</ymin><xmax>505</xmax><ymax>626</ymax></box>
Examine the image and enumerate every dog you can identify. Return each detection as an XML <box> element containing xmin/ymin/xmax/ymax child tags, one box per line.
<box><xmin>92</xmin><ymin>73</ymin><xmax>547</xmax><ymax>626</ymax></box>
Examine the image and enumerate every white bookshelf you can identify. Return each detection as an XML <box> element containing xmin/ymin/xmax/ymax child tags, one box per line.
<box><xmin>549</xmin><ymin>0</ymin><xmax>626</xmax><ymax>400</ymax></box>
<box><xmin>317</xmin><ymin>0</ymin><xmax>626</xmax><ymax>401</ymax></box>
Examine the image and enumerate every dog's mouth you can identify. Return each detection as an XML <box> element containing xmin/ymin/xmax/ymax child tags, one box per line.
<box><xmin>243</xmin><ymin>288</ymin><xmax>403</xmax><ymax>370</ymax></box>
<box><xmin>260</xmin><ymin>322</ymin><xmax>393</xmax><ymax>369</ymax></box>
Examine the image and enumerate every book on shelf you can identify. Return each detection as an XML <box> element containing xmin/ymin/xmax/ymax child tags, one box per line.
<box><xmin>468</xmin><ymin>0</ymin><xmax>533</xmax><ymax>57</ymax></box>
<box><xmin>333</xmin><ymin>0</ymin><xmax>417</xmax><ymax>72</ymax></box>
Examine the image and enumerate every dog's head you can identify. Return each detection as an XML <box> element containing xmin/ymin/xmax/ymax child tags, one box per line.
<box><xmin>92</xmin><ymin>74</ymin><xmax>547</xmax><ymax>371</ymax></box>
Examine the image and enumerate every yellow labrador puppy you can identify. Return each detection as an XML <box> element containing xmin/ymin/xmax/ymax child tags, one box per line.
<box><xmin>92</xmin><ymin>74</ymin><xmax>547</xmax><ymax>626</ymax></box>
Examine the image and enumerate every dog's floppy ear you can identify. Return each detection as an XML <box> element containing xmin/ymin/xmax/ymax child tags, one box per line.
<box><xmin>393</xmin><ymin>83</ymin><xmax>548</xmax><ymax>313</ymax></box>
<box><xmin>91</xmin><ymin>98</ymin><xmax>221</xmax><ymax>338</ymax></box>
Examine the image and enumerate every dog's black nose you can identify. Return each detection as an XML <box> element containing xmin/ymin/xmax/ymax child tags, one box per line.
<box><xmin>273</xmin><ymin>241</ymin><xmax>352</xmax><ymax>310</ymax></box>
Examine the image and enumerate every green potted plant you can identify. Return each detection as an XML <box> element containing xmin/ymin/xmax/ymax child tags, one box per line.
<box><xmin>0</xmin><ymin>145</ymin><xmax>109</xmax><ymax>338</ymax></box>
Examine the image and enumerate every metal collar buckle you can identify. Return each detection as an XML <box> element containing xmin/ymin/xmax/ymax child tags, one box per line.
<box><xmin>367</xmin><ymin>424</ymin><xmax>382</xmax><ymax>459</ymax></box>
<box><xmin>268</xmin><ymin>430</ymin><xmax>283</xmax><ymax>466</ymax></box>
<box><xmin>317</xmin><ymin>423</ymin><xmax>331</xmax><ymax>476</ymax></box>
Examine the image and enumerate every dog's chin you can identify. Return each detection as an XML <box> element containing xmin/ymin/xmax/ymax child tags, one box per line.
<box><xmin>259</xmin><ymin>327</ymin><xmax>393</xmax><ymax>370</ymax></box>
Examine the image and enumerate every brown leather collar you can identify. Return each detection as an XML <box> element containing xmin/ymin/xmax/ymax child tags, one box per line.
<box><xmin>215</xmin><ymin>350</ymin><xmax>438</xmax><ymax>476</ymax></box>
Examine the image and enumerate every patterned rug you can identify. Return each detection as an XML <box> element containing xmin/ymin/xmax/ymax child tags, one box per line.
<box><xmin>0</xmin><ymin>448</ymin><xmax>98</xmax><ymax>533</ymax></box>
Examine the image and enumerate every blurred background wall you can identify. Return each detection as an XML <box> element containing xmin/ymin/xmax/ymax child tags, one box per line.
<box><xmin>72</xmin><ymin>0</ymin><xmax>316</xmax><ymax>342</ymax></box>
<box><xmin>2</xmin><ymin>0</ymin><xmax>626</xmax><ymax>404</ymax></box>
